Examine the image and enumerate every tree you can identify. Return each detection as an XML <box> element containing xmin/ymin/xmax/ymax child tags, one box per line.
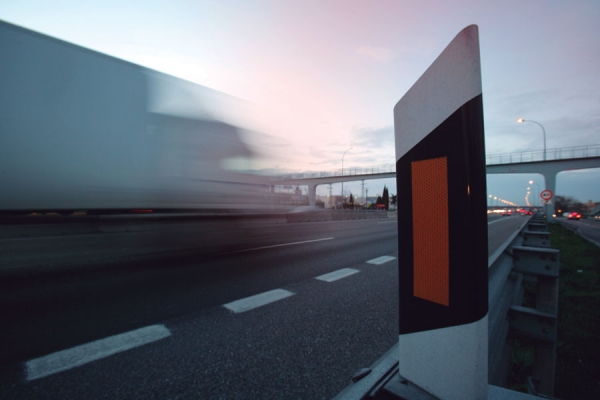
<box><xmin>391</xmin><ymin>194</ymin><xmax>397</xmax><ymax>207</ymax></box>
<box><xmin>349</xmin><ymin>192</ymin><xmax>354</xmax><ymax>205</ymax></box>
<box><xmin>382</xmin><ymin>185</ymin><xmax>389</xmax><ymax>211</ymax></box>
<box><xmin>554</xmin><ymin>195</ymin><xmax>584</xmax><ymax>215</ymax></box>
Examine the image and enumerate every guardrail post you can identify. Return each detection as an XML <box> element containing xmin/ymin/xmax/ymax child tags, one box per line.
<box><xmin>508</xmin><ymin>244</ymin><xmax>559</xmax><ymax>397</ymax></box>
<box><xmin>527</xmin><ymin>222</ymin><xmax>546</xmax><ymax>232</ymax></box>
<box><xmin>522</xmin><ymin>231</ymin><xmax>551</xmax><ymax>248</ymax></box>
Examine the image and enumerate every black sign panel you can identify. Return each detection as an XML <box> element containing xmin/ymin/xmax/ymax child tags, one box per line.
<box><xmin>396</xmin><ymin>94</ymin><xmax>488</xmax><ymax>334</ymax></box>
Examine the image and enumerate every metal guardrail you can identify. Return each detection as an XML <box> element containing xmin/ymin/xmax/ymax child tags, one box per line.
<box><xmin>335</xmin><ymin>214</ymin><xmax>559</xmax><ymax>399</ymax></box>
<box><xmin>486</xmin><ymin>144</ymin><xmax>600</xmax><ymax>165</ymax></box>
<box><xmin>489</xmin><ymin>214</ymin><xmax>559</xmax><ymax>397</ymax></box>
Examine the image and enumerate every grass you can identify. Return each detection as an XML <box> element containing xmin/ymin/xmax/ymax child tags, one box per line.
<box><xmin>507</xmin><ymin>223</ymin><xmax>600</xmax><ymax>398</ymax></box>
<box><xmin>552</xmin><ymin>223</ymin><xmax>600</xmax><ymax>399</ymax></box>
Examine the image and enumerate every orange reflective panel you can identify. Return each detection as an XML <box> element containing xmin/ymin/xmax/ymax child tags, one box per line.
<box><xmin>411</xmin><ymin>157</ymin><xmax>449</xmax><ymax>306</ymax></box>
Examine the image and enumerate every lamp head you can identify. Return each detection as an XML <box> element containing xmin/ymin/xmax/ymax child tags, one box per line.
<box><xmin>517</xmin><ymin>118</ymin><xmax>525</xmax><ymax>123</ymax></box>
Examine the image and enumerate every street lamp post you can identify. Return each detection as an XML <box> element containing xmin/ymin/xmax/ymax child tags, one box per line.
<box><xmin>529</xmin><ymin>180</ymin><xmax>540</xmax><ymax>207</ymax></box>
<box><xmin>517</xmin><ymin>118</ymin><xmax>547</xmax><ymax>161</ymax></box>
<box><xmin>341</xmin><ymin>146</ymin><xmax>353</xmax><ymax>200</ymax></box>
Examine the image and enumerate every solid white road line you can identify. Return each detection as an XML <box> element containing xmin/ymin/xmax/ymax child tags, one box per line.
<box><xmin>223</xmin><ymin>289</ymin><xmax>295</xmax><ymax>313</ymax></box>
<box><xmin>315</xmin><ymin>268</ymin><xmax>360</xmax><ymax>282</ymax></box>
<box><xmin>225</xmin><ymin>237</ymin><xmax>334</xmax><ymax>254</ymax></box>
<box><xmin>366</xmin><ymin>256</ymin><xmax>396</xmax><ymax>265</ymax></box>
<box><xmin>25</xmin><ymin>324</ymin><xmax>171</xmax><ymax>381</ymax></box>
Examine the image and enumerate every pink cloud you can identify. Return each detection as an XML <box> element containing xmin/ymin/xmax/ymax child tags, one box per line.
<box><xmin>355</xmin><ymin>46</ymin><xmax>393</xmax><ymax>62</ymax></box>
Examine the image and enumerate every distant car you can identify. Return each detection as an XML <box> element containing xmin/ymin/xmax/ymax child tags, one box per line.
<box><xmin>501</xmin><ymin>210</ymin><xmax>512</xmax><ymax>216</ymax></box>
<box><xmin>594</xmin><ymin>214</ymin><xmax>600</xmax><ymax>222</ymax></box>
<box><xmin>568</xmin><ymin>212</ymin><xmax>581</xmax><ymax>220</ymax></box>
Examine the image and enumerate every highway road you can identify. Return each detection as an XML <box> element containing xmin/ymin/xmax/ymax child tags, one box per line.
<box><xmin>558</xmin><ymin>217</ymin><xmax>600</xmax><ymax>247</ymax></box>
<box><xmin>0</xmin><ymin>213</ymin><xmax>525</xmax><ymax>399</ymax></box>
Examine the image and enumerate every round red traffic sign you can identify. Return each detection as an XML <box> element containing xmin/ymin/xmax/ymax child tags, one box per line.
<box><xmin>540</xmin><ymin>189</ymin><xmax>553</xmax><ymax>201</ymax></box>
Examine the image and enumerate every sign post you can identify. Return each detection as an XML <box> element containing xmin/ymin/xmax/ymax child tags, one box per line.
<box><xmin>394</xmin><ymin>25</ymin><xmax>488</xmax><ymax>399</ymax></box>
<box><xmin>540</xmin><ymin>190</ymin><xmax>553</xmax><ymax>217</ymax></box>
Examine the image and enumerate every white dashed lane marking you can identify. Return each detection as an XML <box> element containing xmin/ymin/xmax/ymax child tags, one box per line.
<box><xmin>366</xmin><ymin>256</ymin><xmax>396</xmax><ymax>265</ymax></box>
<box><xmin>315</xmin><ymin>268</ymin><xmax>360</xmax><ymax>282</ymax></box>
<box><xmin>223</xmin><ymin>289</ymin><xmax>295</xmax><ymax>313</ymax></box>
<box><xmin>25</xmin><ymin>324</ymin><xmax>171</xmax><ymax>381</ymax></box>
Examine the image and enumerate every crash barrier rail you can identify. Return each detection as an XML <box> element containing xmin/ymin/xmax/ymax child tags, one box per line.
<box><xmin>335</xmin><ymin>213</ymin><xmax>559</xmax><ymax>399</ymax></box>
<box><xmin>486</xmin><ymin>144</ymin><xmax>600</xmax><ymax>165</ymax></box>
<box><xmin>492</xmin><ymin>213</ymin><xmax>559</xmax><ymax>397</ymax></box>
<box><xmin>555</xmin><ymin>219</ymin><xmax>578</xmax><ymax>233</ymax></box>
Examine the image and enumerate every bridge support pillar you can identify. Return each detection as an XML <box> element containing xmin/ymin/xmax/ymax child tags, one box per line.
<box><xmin>308</xmin><ymin>184</ymin><xmax>317</xmax><ymax>207</ymax></box>
<box><xmin>540</xmin><ymin>168</ymin><xmax>561</xmax><ymax>222</ymax></box>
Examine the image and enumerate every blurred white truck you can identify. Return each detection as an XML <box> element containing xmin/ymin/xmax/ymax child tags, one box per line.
<box><xmin>0</xmin><ymin>20</ymin><xmax>271</xmax><ymax>214</ymax></box>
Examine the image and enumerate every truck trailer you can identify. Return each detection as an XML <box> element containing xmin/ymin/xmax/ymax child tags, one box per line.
<box><xmin>0</xmin><ymin>20</ymin><xmax>271</xmax><ymax>214</ymax></box>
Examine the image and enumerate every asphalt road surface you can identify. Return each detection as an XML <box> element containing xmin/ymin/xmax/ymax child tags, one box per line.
<box><xmin>559</xmin><ymin>217</ymin><xmax>600</xmax><ymax>247</ymax></box>
<box><xmin>0</xmin><ymin>214</ymin><xmax>526</xmax><ymax>399</ymax></box>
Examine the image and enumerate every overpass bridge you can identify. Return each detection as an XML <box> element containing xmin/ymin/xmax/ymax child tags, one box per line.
<box><xmin>271</xmin><ymin>144</ymin><xmax>600</xmax><ymax>214</ymax></box>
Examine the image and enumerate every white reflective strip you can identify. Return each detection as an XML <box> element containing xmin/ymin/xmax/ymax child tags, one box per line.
<box><xmin>223</xmin><ymin>289</ymin><xmax>294</xmax><ymax>313</ymax></box>
<box><xmin>366</xmin><ymin>256</ymin><xmax>396</xmax><ymax>265</ymax></box>
<box><xmin>394</xmin><ymin>25</ymin><xmax>481</xmax><ymax>161</ymax></box>
<box><xmin>398</xmin><ymin>316</ymin><xmax>488</xmax><ymax>399</ymax></box>
<box><xmin>315</xmin><ymin>268</ymin><xmax>360</xmax><ymax>282</ymax></box>
<box><xmin>26</xmin><ymin>324</ymin><xmax>171</xmax><ymax>381</ymax></box>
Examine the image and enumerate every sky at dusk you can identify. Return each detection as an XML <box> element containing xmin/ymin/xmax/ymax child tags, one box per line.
<box><xmin>2</xmin><ymin>0</ymin><xmax>599</xmax><ymax>205</ymax></box>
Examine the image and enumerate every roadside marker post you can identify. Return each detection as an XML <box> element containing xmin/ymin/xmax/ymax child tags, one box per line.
<box><xmin>394</xmin><ymin>25</ymin><xmax>488</xmax><ymax>399</ymax></box>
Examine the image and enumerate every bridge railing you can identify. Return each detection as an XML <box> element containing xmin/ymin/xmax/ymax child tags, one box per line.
<box><xmin>270</xmin><ymin>145</ymin><xmax>600</xmax><ymax>182</ymax></box>
<box><xmin>270</xmin><ymin>164</ymin><xmax>396</xmax><ymax>181</ymax></box>
<box><xmin>486</xmin><ymin>144</ymin><xmax>600</xmax><ymax>165</ymax></box>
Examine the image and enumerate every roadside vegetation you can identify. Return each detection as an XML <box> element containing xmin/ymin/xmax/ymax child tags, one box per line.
<box><xmin>507</xmin><ymin>223</ymin><xmax>600</xmax><ymax>398</ymax></box>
